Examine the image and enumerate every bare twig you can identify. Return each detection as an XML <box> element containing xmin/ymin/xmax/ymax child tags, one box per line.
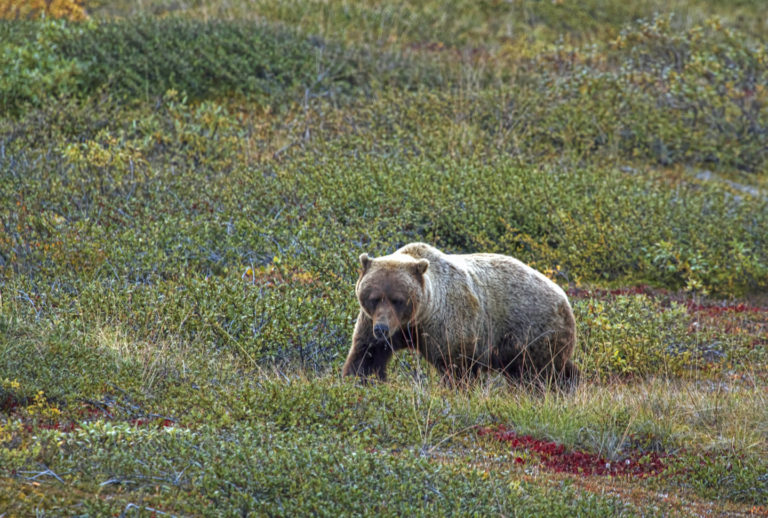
<box><xmin>121</xmin><ymin>503</ymin><xmax>177</xmax><ymax>517</ymax></box>
<box><xmin>19</xmin><ymin>467</ymin><xmax>64</xmax><ymax>484</ymax></box>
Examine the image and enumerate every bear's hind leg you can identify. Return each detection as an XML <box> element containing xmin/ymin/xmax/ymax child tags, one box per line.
<box><xmin>556</xmin><ymin>359</ymin><xmax>580</xmax><ymax>392</ymax></box>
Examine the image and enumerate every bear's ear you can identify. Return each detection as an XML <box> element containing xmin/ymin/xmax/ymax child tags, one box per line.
<box><xmin>359</xmin><ymin>253</ymin><xmax>373</xmax><ymax>273</ymax></box>
<box><xmin>410</xmin><ymin>259</ymin><xmax>429</xmax><ymax>276</ymax></box>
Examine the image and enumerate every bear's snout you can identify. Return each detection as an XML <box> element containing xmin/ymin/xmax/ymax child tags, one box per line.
<box><xmin>373</xmin><ymin>323</ymin><xmax>389</xmax><ymax>340</ymax></box>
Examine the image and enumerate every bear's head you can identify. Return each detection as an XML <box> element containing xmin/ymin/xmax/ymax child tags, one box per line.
<box><xmin>356</xmin><ymin>252</ymin><xmax>429</xmax><ymax>341</ymax></box>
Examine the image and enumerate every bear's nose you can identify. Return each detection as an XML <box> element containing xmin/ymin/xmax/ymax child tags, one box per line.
<box><xmin>373</xmin><ymin>323</ymin><xmax>389</xmax><ymax>340</ymax></box>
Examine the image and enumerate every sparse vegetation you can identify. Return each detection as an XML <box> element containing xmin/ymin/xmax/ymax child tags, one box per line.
<box><xmin>1</xmin><ymin>0</ymin><xmax>767</xmax><ymax>515</ymax></box>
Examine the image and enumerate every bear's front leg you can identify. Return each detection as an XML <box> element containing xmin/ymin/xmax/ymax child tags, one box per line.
<box><xmin>342</xmin><ymin>311</ymin><xmax>398</xmax><ymax>381</ymax></box>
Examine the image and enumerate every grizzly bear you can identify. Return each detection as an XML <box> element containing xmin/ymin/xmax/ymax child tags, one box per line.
<box><xmin>342</xmin><ymin>243</ymin><xmax>578</xmax><ymax>388</ymax></box>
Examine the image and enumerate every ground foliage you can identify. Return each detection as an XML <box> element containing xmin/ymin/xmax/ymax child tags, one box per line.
<box><xmin>1</xmin><ymin>0</ymin><xmax>768</xmax><ymax>516</ymax></box>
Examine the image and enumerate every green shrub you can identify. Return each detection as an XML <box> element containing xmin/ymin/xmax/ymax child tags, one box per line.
<box><xmin>671</xmin><ymin>450</ymin><xmax>768</xmax><ymax>504</ymax></box>
<box><xmin>575</xmin><ymin>295</ymin><xmax>699</xmax><ymax>378</ymax></box>
<box><xmin>456</xmin><ymin>16</ymin><xmax>768</xmax><ymax>172</ymax></box>
<box><xmin>0</xmin><ymin>16</ymin><xmax>447</xmax><ymax>117</ymax></box>
<box><xmin>154</xmin><ymin>0</ymin><xmax>768</xmax><ymax>49</ymax></box>
<box><xmin>57</xmin><ymin>17</ymin><xmax>339</xmax><ymax>104</ymax></box>
<box><xmin>0</xmin><ymin>20</ymin><xmax>84</xmax><ymax>115</ymax></box>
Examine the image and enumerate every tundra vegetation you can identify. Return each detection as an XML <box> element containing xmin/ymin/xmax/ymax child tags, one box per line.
<box><xmin>1</xmin><ymin>0</ymin><xmax>767</xmax><ymax>515</ymax></box>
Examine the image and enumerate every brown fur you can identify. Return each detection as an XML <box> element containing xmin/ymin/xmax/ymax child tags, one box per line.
<box><xmin>342</xmin><ymin>243</ymin><xmax>579</xmax><ymax>389</ymax></box>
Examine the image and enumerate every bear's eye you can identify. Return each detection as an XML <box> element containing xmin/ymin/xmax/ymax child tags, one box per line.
<box><xmin>391</xmin><ymin>298</ymin><xmax>404</xmax><ymax>307</ymax></box>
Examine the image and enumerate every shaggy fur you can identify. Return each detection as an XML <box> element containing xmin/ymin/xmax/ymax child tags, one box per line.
<box><xmin>342</xmin><ymin>243</ymin><xmax>579</xmax><ymax>389</ymax></box>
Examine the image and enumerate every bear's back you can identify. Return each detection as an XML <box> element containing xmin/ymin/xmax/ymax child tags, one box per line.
<box><xmin>397</xmin><ymin>243</ymin><xmax>565</xmax><ymax>303</ymax></box>
<box><xmin>398</xmin><ymin>243</ymin><xmax>568</xmax><ymax>333</ymax></box>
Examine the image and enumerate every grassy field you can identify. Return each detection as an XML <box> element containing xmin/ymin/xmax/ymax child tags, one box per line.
<box><xmin>1</xmin><ymin>0</ymin><xmax>767</xmax><ymax>515</ymax></box>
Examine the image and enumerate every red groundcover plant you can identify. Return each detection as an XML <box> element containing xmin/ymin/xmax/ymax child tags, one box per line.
<box><xmin>477</xmin><ymin>425</ymin><xmax>667</xmax><ymax>477</ymax></box>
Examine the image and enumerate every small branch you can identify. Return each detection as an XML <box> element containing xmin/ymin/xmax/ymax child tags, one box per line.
<box><xmin>19</xmin><ymin>467</ymin><xmax>64</xmax><ymax>484</ymax></box>
<box><xmin>121</xmin><ymin>503</ymin><xmax>177</xmax><ymax>517</ymax></box>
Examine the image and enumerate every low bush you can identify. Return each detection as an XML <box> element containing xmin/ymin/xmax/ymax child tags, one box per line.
<box><xmin>531</xmin><ymin>16</ymin><xmax>768</xmax><ymax>172</ymax></box>
<box><xmin>0</xmin><ymin>17</ymin><xmax>444</xmax><ymax>116</ymax></box>
<box><xmin>0</xmin><ymin>0</ymin><xmax>86</xmax><ymax>21</ymax></box>
<box><xmin>0</xmin><ymin>21</ymin><xmax>84</xmax><ymax>115</ymax></box>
